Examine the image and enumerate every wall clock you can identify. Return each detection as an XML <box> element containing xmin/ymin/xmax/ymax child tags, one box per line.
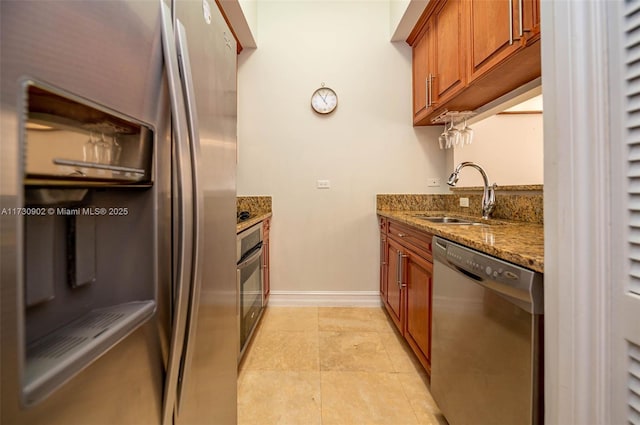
<box><xmin>310</xmin><ymin>83</ymin><xmax>338</xmax><ymax>115</ymax></box>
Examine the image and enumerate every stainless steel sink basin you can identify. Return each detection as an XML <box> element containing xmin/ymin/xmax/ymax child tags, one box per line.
<box><xmin>412</xmin><ymin>215</ymin><xmax>483</xmax><ymax>225</ymax></box>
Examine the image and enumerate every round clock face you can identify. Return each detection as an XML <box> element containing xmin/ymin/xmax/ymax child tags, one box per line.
<box><xmin>311</xmin><ymin>87</ymin><xmax>338</xmax><ymax>114</ymax></box>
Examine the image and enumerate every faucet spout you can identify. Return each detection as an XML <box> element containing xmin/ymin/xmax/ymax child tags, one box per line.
<box><xmin>447</xmin><ymin>162</ymin><xmax>497</xmax><ymax>219</ymax></box>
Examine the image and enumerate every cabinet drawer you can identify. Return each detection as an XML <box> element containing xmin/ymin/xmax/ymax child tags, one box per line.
<box><xmin>388</xmin><ymin>220</ymin><xmax>432</xmax><ymax>259</ymax></box>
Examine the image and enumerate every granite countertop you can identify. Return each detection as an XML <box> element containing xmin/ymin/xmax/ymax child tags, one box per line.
<box><xmin>378</xmin><ymin>210</ymin><xmax>543</xmax><ymax>273</ymax></box>
<box><xmin>237</xmin><ymin>212</ymin><xmax>272</xmax><ymax>234</ymax></box>
<box><xmin>237</xmin><ymin>195</ymin><xmax>272</xmax><ymax>233</ymax></box>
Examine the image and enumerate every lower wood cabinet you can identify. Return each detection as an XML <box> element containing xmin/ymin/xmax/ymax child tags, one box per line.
<box><xmin>262</xmin><ymin>218</ymin><xmax>270</xmax><ymax>305</ymax></box>
<box><xmin>379</xmin><ymin>217</ymin><xmax>388</xmax><ymax>301</ymax></box>
<box><xmin>404</xmin><ymin>251</ymin><xmax>432</xmax><ymax>371</ymax></box>
<box><xmin>385</xmin><ymin>237</ymin><xmax>405</xmax><ymax>330</ymax></box>
<box><xmin>379</xmin><ymin>216</ymin><xmax>433</xmax><ymax>374</ymax></box>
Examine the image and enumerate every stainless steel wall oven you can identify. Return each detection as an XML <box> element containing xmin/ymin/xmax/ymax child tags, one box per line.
<box><xmin>237</xmin><ymin>222</ymin><xmax>264</xmax><ymax>359</ymax></box>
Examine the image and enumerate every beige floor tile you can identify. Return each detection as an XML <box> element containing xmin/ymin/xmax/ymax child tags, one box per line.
<box><xmin>238</xmin><ymin>307</ymin><xmax>445</xmax><ymax>425</ymax></box>
<box><xmin>321</xmin><ymin>371</ymin><xmax>419</xmax><ymax>425</ymax></box>
<box><xmin>430</xmin><ymin>413</ymin><xmax>449</xmax><ymax>425</ymax></box>
<box><xmin>397</xmin><ymin>372</ymin><xmax>443</xmax><ymax>424</ymax></box>
<box><xmin>238</xmin><ymin>371</ymin><xmax>321</xmax><ymax>425</ymax></box>
<box><xmin>319</xmin><ymin>331</ymin><xmax>395</xmax><ymax>372</ymax></box>
<box><xmin>319</xmin><ymin>306</ymin><xmax>395</xmax><ymax>332</ymax></box>
<box><xmin>241</xmin><ymin>330</ymin><xmax>319</xmax><ymax>371</ymax></box>
<box><xmin>259</xmin><ymin>307</ymin><xmax>319</xmax><ymax>332</ymax></box>
<box><xmin>379</xmin><ymin>331</ymin><xmax>426</xmax><ymax>374</ymax></box>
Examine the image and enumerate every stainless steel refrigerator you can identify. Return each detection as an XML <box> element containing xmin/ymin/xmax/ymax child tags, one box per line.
<box><xmin>0</xmin><ymin>0</ymin><xmax>238</xmax><ymax>423</ymax></box>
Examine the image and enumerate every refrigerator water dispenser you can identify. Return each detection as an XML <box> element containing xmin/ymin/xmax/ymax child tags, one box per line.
<box><xmin>20</xmin><ymin>81</ymin><xmax>157</xmax><ymax>405</ymax></box>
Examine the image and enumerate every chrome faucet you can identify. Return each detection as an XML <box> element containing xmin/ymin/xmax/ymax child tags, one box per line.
<box><xmin>447</xmin><ymin>162</ymin><xmax>497</xmax><ymax>219</ymax></box>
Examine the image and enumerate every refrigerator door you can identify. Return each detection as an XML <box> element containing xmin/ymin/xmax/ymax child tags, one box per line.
<box><xmin>0</xmin><ymin>1</ymin><xmax>172</xmax><ymax>424</ymax></box>
<box><xmin>162</xmin><ymin>0</ymin><xmax>238</xmax><ymax>423</ymax></box>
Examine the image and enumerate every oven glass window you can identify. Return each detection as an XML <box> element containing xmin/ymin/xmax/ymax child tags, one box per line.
<box><xmin>240</xmin><ymin>253</ymin><xmax>262</xmax><ymax>350</ymax></box>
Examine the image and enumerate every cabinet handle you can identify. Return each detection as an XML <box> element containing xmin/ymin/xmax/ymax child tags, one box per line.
<box><xmin>431</xmin><ymin>75</ymin><xmax>435</xmax><ymax>106</ymax></box>
<box><xmin>518</xmin><ymin>0</ymin><xmax>523</xmax><ymax>37</ymax></box>
<box><xmin>398</xmin><ymin>253</ymin><xmax>408</xmax><ymax>288</ymax></box>
<box><xmin>425</xmin><ymin>76</ymin><xmax>429</xmax><ymax>108</ymax></box>
<box><xmin>508</xmin><ymin>0</ymin><xmax>514</xmax><ymax>45</ymax></box>
<box><xmin>426</xmin><ymin>73</ymin><xmax>435</xmax><ymax>107</ymax></box>
<box><xmin>396</xmin><ymin>250</ymin><xmax>402</xmax><ymax>286</ymax></box>
<box><xmin>397</xmin><ymin>233</ymin><xmax>406</xmax><ymax>238</ymax></box>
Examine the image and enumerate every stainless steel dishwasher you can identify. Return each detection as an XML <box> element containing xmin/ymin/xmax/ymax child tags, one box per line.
<box><xmin>431</xmin><ymin>236</ymin><xmax>544</xmax><ymax>425</ymax></box>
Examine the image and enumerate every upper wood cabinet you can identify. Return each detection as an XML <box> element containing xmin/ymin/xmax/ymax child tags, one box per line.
<box><xmin>412</xmin><ymin>0</ymin><xmax>465</xmax><ymax>123</ymax></box>
<box><xmin>468</xmin><ymin>0</ymin><xmax>539</xmax><ymax>82</ymax></box>
<box><xmin>434</xmin><ymin>0</ymin><xmax>466</xmax><ymax>104</ymax></box>
<box><xmin>412</xmin><ymin>19</ymin><xmax>433</xmax><ymax>120</ymax></box>
<box><xmin>408</xmin><ymin>0</ymin><xmax>541</xmax><ymax>126</ymax></box>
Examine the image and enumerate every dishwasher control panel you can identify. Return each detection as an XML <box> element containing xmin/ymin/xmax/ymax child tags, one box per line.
<box><xmin>432</xmin><ymin>236</ymin><xmax>543</xmax><ymax>314</ymax></box>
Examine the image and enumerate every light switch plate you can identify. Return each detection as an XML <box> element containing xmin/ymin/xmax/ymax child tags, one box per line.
<box><xmin>427</xmin><ymin>178</ymin><xmax>441</xmax><ymax>187</ymax></box>
<box><xmin>317</xmin><ymin>179</ymin><xmax>331</xmax><ymax>189</ymax></box>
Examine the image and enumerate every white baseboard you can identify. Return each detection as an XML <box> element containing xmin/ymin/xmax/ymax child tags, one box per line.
<box><xmin>267</xmin><ymin>290</ymin><xmax>382</xmax><ymax>307</ymax></box>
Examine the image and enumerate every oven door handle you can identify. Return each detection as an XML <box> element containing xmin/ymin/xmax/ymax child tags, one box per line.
<box><xmin>237</xmin><ymin>245</ymin><xmax>264</xmax><ymax>269</ymax></box>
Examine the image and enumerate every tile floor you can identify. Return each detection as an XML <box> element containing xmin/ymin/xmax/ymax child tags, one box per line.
<box><xmin>237</xmin><ymin>306</ymin><xmax>447</xmax><ymax>425</ymax></box>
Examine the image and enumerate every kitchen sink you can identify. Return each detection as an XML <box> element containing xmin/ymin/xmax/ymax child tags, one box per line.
<box><xmin>412</xmin><ymin>215</ymin><xmax>484</xmax><ymax>225</ymax></box>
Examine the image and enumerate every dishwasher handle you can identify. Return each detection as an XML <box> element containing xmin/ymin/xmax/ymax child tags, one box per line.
<box><xmin>433</xmin><ymin>237</ymin><xmax>447</xmax><ymax>253</ymax></box>
<box><xmin>451</xmin><ymin>263</ymin><xmax>484</xmax><ymax>282</ymax></box>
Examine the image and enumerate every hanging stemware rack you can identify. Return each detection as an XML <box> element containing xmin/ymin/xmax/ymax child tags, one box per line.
<box><xmin>431</xmin><ymin>110</ymin><xmax>477</xmax><ymax>150</ymax></box>
<box><xmin>430</xmin><ymin>110</ymin><xmax>476</xmax><ymax>125</ymax></box>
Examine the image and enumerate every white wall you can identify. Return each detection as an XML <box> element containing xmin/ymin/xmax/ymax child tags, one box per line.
<box><xmin>452</xmin><ymin>113</ymin><xmax>543</xmax><ymax>187</ymax></box>
<box><xmin>390</xmin><ymin>0</ymin><xmax>411</xmax><ymax>35</ymax></box>
<box><xmin>389</xmin><ymin>0</ymin><xmax>430</xmax><ymax>41</ymax></box>
<box><xmin>238</xmin><ymin>0</ymin><xmax>257</xmax><ymax>37</ymax></box>
<box><xmin>237</xmin><ymin>1</ymin><xmax>445</xmax><ymax>295</ymax></box>
<box><xmin>237</xmin><ymin>0</ymin><xmax>257</xmax><ymax>47</ymax></box>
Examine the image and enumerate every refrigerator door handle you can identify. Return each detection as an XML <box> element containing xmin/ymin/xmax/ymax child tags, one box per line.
<box><xmin>159</xmin><ymin>3</ymin><xmax>195</xmax><ymax>425</ymax></box>
<box><xmin>173</xmin><ymin>18</ymin><xmax>206</xmax><ymax>413</ymax></box>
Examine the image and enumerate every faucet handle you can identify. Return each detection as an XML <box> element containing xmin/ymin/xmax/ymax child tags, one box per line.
<box><xmin>482</xmin><ymin>183</ymin><xmax>497</xmax><ymax>219</ymax></box>
<box><xmin>487</xmin><ymin>183</ymin><xmax>497</xmax><ymax>201</ymax></box>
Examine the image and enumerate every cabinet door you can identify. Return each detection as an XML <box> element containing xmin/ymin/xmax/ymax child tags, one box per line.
<box><xmin>262</xmin><ymin>236</ymin><xmax>270</xmax><ymax>304</ymax></box>
<box><xmin>262</xmin><ymin>219</ymin><xmax>270</xmax><ymax>304</ymax></box>
<box><xmin>468</xmin><ymin>0</ymin><xmax>521</xmax><ymax>82</ymax></box>
<box><xmin>434</xmin><ymin>0</ymin><xmax>465</xmax><ymax>104</ymax></box>
<box><xmin>521</xmin><ymin>0</ymin><xmax>540</xmax><ymax>39</ymax></box>
<box><xmin>412</xmin><ymin>19</ymin><xmax>434</xmax><ymax>120</ymax></box>
<box><xmin>404</xmin><ymin>252</ymin><xmax>433</xmax><ymax>372</ymax></box>
<box><xmin>380</xmin><ymin>233</ymin><xmax>388</xmax><ymax>299</ymax></box>
<box><xmin>385</xmin><ymin>238</ymin><xmax>404</xmax><ymax>330</ymax></box>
